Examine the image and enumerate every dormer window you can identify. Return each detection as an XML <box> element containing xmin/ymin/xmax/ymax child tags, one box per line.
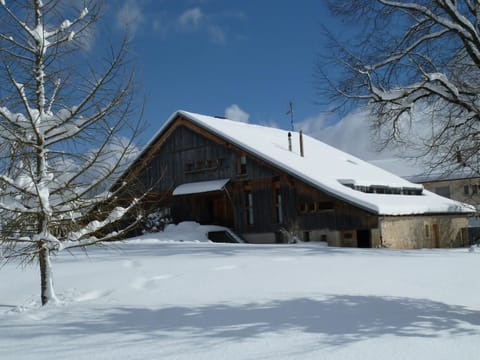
<box><xmin>339</xmin><ymin>180</ymin><xmax>423</xmax><ymax>195</ymax></box>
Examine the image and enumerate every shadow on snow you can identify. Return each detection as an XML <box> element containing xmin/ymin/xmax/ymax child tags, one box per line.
<box><xmin>2</xmin><ymin>295</ymin><xmax>480</xmax><ymax>347</ymax></box>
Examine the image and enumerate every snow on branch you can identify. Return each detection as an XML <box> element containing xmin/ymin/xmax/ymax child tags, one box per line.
<box><xmin>379</xmin><ymin>0</ymin><xmax>480</xmax><ymax>63</ymax></box>
<box><xmin>45</xmin><ymin>6</ymin><xmax>91</xmax><ymax>47</ymax></box>
<box><xmin>0</xmin><ymin>198</ymin><xmax>35</xmax><ymax>213</ymax></box>
<box><xmin>61</xmin><ymin>199</ymin><xmax>139</xmax><ymax>250</ymax></box>
<box><xmin>426</xmin><ymin>72</ymin><xmax>460</xmax><ymax>97</ymax></box>
<box><xmin>0</xmin><ymin>174</ymin><xmax>37</xmax><ymax>197</ymax></box>
<box><xmin>43</xmin><ymin>54</ymin><xmax>131</xmax><ymax>146</ymax></box>
<box><xmin>365</xmin><ymin>28</ymin><xmax>451</xmax><ymax>72</ymax></box>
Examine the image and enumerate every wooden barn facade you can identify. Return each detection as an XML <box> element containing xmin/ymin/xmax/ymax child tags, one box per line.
<box><xmin>116</xmin><ymin>110</ymin><xmax>474</xmax><ymax>248</ymax></box>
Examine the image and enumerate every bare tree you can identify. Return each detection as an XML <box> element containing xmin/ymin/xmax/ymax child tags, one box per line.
<box><xmin>318</xmin><ymin>0</ymin><xmax>480</xmax><ymax>175</ymax></box>
<box><xmin>0</xmin><ymin>0</ymin><xmax>143</xmax><ymax>305</ymax></box>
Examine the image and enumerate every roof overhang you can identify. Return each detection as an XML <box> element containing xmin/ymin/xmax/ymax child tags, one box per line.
<box><xmin>172</xmin><ymin>178</ymin><xmax>230</xmax><ymax>196</ymax></box>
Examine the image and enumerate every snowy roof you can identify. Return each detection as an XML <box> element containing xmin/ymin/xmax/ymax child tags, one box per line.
<box><xmin>173</xmin><ymin>179</ymin><xmax>230</xmax><ymax>196</ymax></box>
<box><xmin>138</xmin><ymin>110</ymin><xmax>475</xmax><ymax>216</ymax></box>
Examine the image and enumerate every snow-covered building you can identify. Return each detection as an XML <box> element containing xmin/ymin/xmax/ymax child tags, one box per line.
<box><xmin>371</xmin><ymin>158</ymin><xmax>480</xmax><ymax>243</ymax></box>
<box><xmin>116</xmin><ymin>110</ymin><xmax>475</xmax><ymax>248</ymax></box>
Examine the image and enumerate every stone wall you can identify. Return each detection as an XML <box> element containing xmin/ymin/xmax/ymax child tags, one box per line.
<box><xmin>380</xmin><ymin>215</ymin><xmax>469</xmax><ymax>248</ymax></box>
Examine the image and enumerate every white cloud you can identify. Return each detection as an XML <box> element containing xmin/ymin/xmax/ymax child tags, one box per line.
<box><xmin>116</xmin><ymin>1</ymin><xmax>145</xmax><ymax>36</ymax></box>
<box><xmin>296</xmin><ymin>108</ymin><xmax>388</xmax><ymax>161</ymax></box>
<box><xmin>295</xmin><ymin>108</ymin><xmax>424</xmax><ymax>177</ymax></box>
<box><xmin>76</xmin><ymin>25</ymin><xmax>96</xmax><ymax>51</ymax></box>
<box><xmin>178</xmin><ymin>7</ymin><xmax>204</xmax><ymax>30</ymax></box>
<box><xmin>225</xmin><ymin>104</ymin><xmax>250</xmax><ymax>123</ymax></box>
<box><xmin>208</xmin><ymin>25</ymin><xmax>226</xmax><ymax>44</ymax></box>
<box><xmin>175</xmin><ymin>7</ymin><xmax>233</xmax><ymax>44</ymax></box>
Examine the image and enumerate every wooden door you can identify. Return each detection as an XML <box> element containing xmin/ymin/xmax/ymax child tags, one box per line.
<box><xmin>213</xmin><ymin>197</ymin><xmax>234</xmax><ymax>228</ymax></box>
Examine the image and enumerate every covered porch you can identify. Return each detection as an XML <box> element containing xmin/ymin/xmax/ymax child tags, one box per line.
<box><xmin>171</xmin><ymin>179</ymin><xmax>235</xmax><ymax>228</ymax></box>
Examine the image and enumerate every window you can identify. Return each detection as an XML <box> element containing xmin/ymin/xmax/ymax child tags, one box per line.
<box><xmin>464</xmin><ymin>185</ymin><xmax>470</xmax><ymax>195</ymax></box>
<box><xmin>274</xmin><ymin>188</ymin><xmax>283</xmax><ymax>223</ymax></box>
<box><xmin>473</xmin><ymin>185</ymin><xmax>478</xmax><ymax>194</ymax></box>
<box><xmin>340</xmin><ymin>182</ymin><xmax>422</xmax><ymax>195</ymax></box>
<box><xmin>184</xmin><ymin>162</ymin><xmax>194</xmax><ymax>172</ymax></box>
<box><xmin>245</xmin><ymin>191</ymin><xmax>254</xmax><ymax>225</ymax></box>
<box><xmin>317</xmin><ymin>202</ymin><xmax>334</xmax><ymax>211</ymax></box>
<box><xmin>425</xmin><ymin>224</ymin><xmax>430</xmax><ymax>238</ymax></box>
<box><xmin>299</xmin><ymin>203</ymin><xmax>308</xmax><ymax>213</ymax></box>
<box><xmin>185</xmin><ymin>159</ymin><xmax>224</xmax><ymax>173</ymax></box>
<box><xmin>299</xmin><ymin>201</ymin><xmax>333</xmax><ymax>213</ymax></box>
<box><xmin>238</xmin><ymin>155</ymin><xmax>247</xmax><ymax>175</ymax></box>
<box><xmin>303</xmin><ymin>231</ymin><xmax>311</xmax><ymax>242</ymax></box>
<box><xmin>217</xmin><ymin>158</ymin><xmax>227</xmax><ymax>169</ymax></box>
<box><xmin>434</xmin><ymin>186</ymin><xmax>451</xmax><ymax>198</ymax></box>
<box><xmin>195</xmin><ymin>160</ymin><xmax>205</xmax><ymax>170</ymax></box>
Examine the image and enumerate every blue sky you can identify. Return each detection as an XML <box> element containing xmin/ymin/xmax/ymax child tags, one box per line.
<box><xmin>104</xmin><ymin>0</ymin><xmax>401</xmax><ymax>165</ymax></box>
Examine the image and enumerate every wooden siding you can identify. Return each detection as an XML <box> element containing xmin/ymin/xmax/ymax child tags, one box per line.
<box><xmin>134</xmin><ymin>123</ymin><xmax>277</xmax><ymax>193</ymax></box>
<box><xmin>229</xmin><ymin>176</ymin><xmax>377</xmax><ymax>235</ymax></box>
<box><xmin>294</xmin><ymin>180</ymin><xmax>377</xmax><ymax>230</ymax></box>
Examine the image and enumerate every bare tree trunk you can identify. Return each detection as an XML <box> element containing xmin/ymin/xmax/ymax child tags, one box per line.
<box><xmin>38</xmin><ymin>243</ymin><xmax>56</xmax><ymax>306</ymax></box>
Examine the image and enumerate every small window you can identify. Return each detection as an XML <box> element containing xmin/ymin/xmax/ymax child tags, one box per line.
<box><xmin>464</xmin><ymin>185</ymin><xmax>470</xmax><ymax>195</ymax></box>
<box><xmin>473</xmin><ymin>185</ymin><xmax>478</xmax><ymax>194</ymax></box>
<box><xmin>274</xmin><ymin>188</ymin><xmax>283</xmax><ymax>223</ymax></box>
<box><xmin>184</xmin><ymin>162</ymin><xmax>194</xmax><ymax>172</ymax></box>
<box><xmin>434</xmin><ymin>186</ymin><xmax>451</xmax><ymax>198</ymax></box>
<box><xmin>245</xmin><ymin>191</ymin><xmax>254</xmax><ymax>225</ymax></box>
<box><xmin>195</xmin><ymin>160</ymin><xmax>205</xmax><ymax>170</ymax></box>
<box><xmin>217</xmin><ymin>158</ymin><xmax>227</xmax><ymax>169</ymax></box>
<box><xmin>425</xmin><ymin>224</ymin><xmax>430</xmax><ymax>238</ymax></box>
<box><xmin>205</xmin><ymin>159</ymin><xmax>213</xmax><ymax>169</ymax></box>
<box><xmin>299</xmin><ymin>203</ymin><xmax>308</xmax><ymax>213</ymax></box>
<box><xmin>317</xmin><ymin>202</ymin><xmax>334</xmax><ymax>211</ymax></box>
<box><xmin>238</xmin><ymin>155</ymin><xmax>247</xmax><ymax>175</ymax></box>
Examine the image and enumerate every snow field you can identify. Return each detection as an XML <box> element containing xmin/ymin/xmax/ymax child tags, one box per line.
<box><xmin>1</xmin><ymin>241</ymin><xmax>479</xmax><ymax>359</ymax></box>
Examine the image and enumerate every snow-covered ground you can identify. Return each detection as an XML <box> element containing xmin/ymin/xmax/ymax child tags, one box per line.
<box><xmin>1</xmin><ymin>231</ymin><xmax>480</xmax><ymax>359</ymax></box>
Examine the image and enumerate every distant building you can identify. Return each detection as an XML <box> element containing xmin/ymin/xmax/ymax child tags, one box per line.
<box><xmin>114</xmin><ymin>110</ymin><xmax>474</xmax><ymax>248</ymax></box>
<box><xmin>408</xmin><ymin>173</ymin><xmax>480</xmax><ymax>208</ymax></box>
<box><xmin>372</xmin><ymin>157</ymin><xmax>480</xmax><ymax>244</ymax></box>
<box><xmin>407</xmin><ymin>173</ymin><xmax>480</xmax><ymax>243</ymax></box>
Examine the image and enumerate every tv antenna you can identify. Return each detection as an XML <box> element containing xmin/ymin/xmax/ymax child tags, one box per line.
<box><xmin>286</xmin><ymin>101</ymin><xmax>294</xmax><ymax>131</ymax></box>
